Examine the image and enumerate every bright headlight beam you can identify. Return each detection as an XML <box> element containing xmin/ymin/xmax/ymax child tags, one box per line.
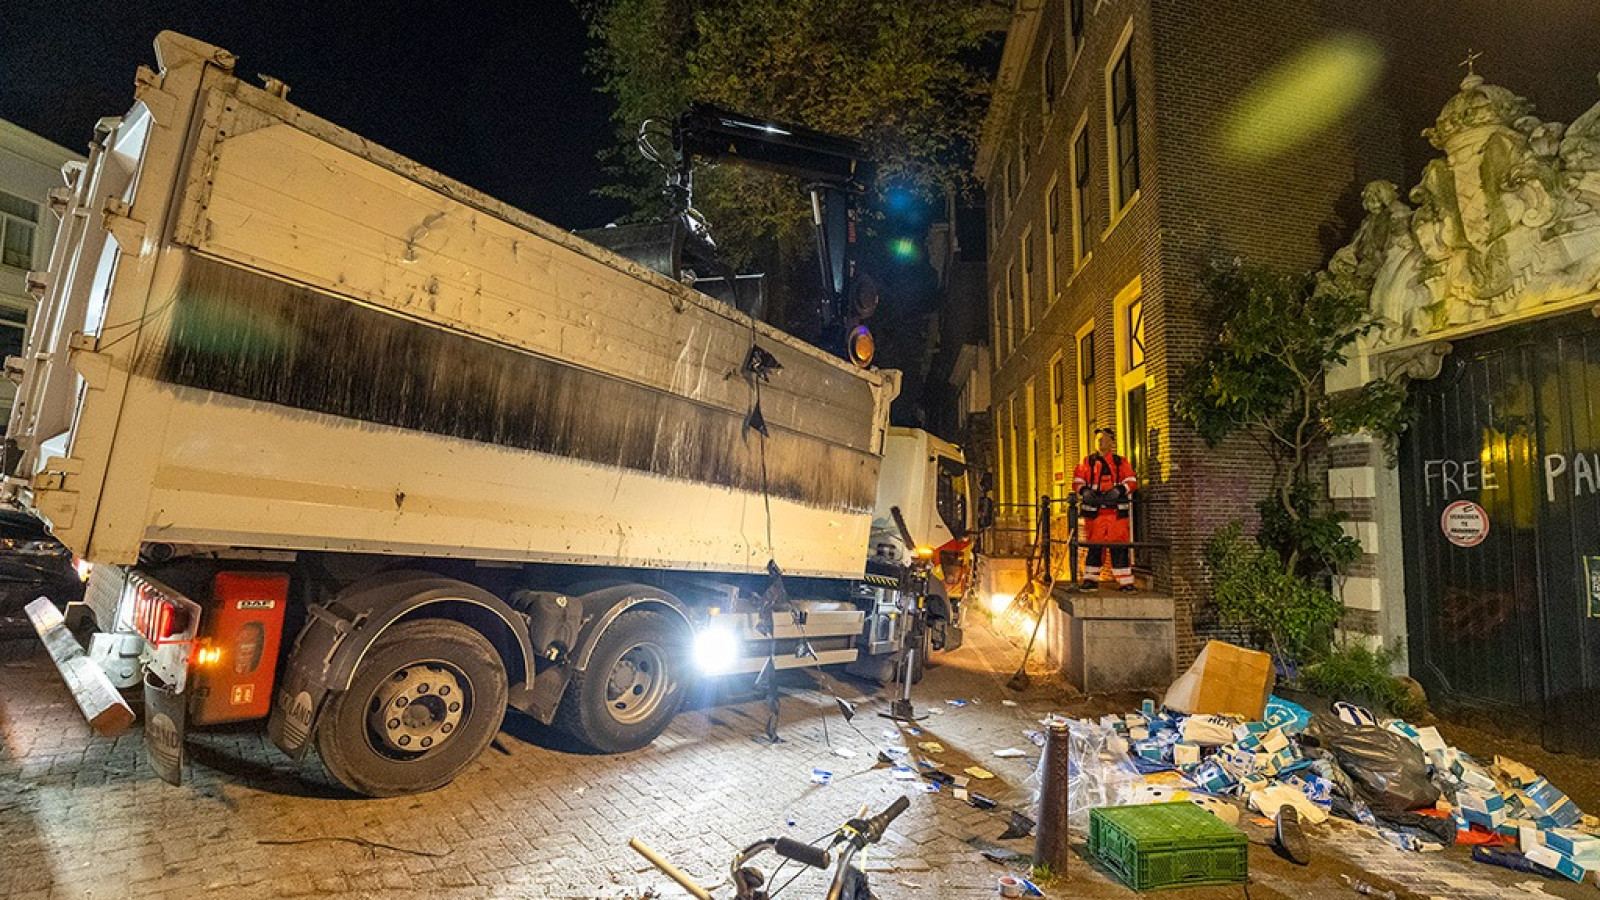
<box><xmin>692</xmin><ymin>626</ymin><xmax>740</xmax><ymax>675</ymax></box>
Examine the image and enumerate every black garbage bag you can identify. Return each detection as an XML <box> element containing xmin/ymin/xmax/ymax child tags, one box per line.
<box><xmin>1303</xmin><ymin>713</ymin><xmax>1440</xmax><ymax>814</ymax></box>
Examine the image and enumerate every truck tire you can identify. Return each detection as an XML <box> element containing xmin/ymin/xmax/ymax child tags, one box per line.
<box><xmin>555</xmin><ymin>609</ymin><xmax>686</xmax><ymax>753</ymax></box>
<box><xmin>315</xmin><ymin>619</ymin><xmax>507</xmax><ymax>797</ymax></box>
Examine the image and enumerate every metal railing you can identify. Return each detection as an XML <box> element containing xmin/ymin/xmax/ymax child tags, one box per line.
<box><xmin>984</xmin><ymin>494</ymin><xmax>1171</xmax><ymax>592</ymax></box>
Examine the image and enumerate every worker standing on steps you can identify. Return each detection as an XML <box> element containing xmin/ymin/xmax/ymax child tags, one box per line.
<box><xmin>1072</xmin><ymin>427</ymin><xmax>1138</xmax><ymax>591</ymax></box>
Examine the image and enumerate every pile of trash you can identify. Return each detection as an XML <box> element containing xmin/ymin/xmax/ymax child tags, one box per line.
<box><xmin>1053</xmin><ymin>640</ymin><xmax>1600</xmax><ymax>885</ymax></box>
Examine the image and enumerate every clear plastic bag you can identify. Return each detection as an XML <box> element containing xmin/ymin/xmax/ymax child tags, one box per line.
<box><xmin>1031</xmin><ymin>717</ymin><xmax>1145</xmax><ymax>833</ymax></box>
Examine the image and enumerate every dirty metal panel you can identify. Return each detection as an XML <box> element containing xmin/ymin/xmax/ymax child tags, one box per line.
<box><xmin>181</xmin><ymin>95</ymin><xmax>880</xmax><ymax>454</ymax></box>
<box><xmin>1401</xmin><ymin>310</ymin><xmax>1600</xmax><ymax>753</ymax></box>
<box><xmin>137</xmin><ymin>257</ymin><xmax>879</xmax><ymax>515</ymax></box>
<box><xmin>1534</xmin><ymin>323</ymin><xmax>1600</xmax><ymax>755</ymax></box>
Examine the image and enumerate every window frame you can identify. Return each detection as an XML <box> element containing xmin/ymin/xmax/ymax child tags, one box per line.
<box><xmin>1070</xmin><ymin>113</ymin><xmax>1092</xmax><ymax>268</ymax></box>
<box><xmin>1104</xmin><ymin>20</ymin><xmax>1141</xmax><ymax>220</ymax></box>
<box><xmin>1044</xmin><ymin>176</ymin><xmax>1060</xmax><ymax>302</ymax></box>
<box><xmin>0</xmin><ymin>191</ymin><xmax>40</xmax><ymax>271</ymax></box>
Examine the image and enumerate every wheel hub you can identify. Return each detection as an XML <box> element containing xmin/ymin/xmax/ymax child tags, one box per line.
<box><xmin>369</xmin><ymin>662</ymin><xmax>468</xmax><ymax>755</ymax></box>
<box><xmin>605</xmin><ymin>642</ymin><xmax>668</xmax><ymax>725</ymax></box>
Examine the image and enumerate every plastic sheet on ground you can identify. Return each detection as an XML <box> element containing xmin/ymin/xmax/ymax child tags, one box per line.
<box><xmin>1033</xmin><ymin>718</ymin><xmax>1144</xmax><ymax>834</ymax></box>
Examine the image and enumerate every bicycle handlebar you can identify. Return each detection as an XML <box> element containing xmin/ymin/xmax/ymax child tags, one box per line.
<box><xmin>773</xmin><ymin>836</ymin><xmax>832</xmax><ymax>870</ymax></box>
<box><xmin>861</xmin><ymin>795</ymin><xmax>910</xmax><ymax>844</ymax></box>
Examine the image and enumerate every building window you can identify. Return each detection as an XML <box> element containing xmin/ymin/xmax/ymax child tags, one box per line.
<box><xmin>1</xmin><ymin>192</ymin><xmax>39</xmax><ymax>270</ymax></box>
<box><xmin>1008</xmin><ymin>261</ymin><xmax>1021</xmax><ymax>354</ymax></box>
<box><xmin>1018</xmin><ymin>125</ymin><xmax>1031</xmax><ymax>184</ymax></box>
<box><xmin>1004</xmin><ymin>153</ymin><xmax>1017</xmax><ymax>215</ymax></box>
<box><xmin>1069</xmin><ymin>0</ymin><xmax>1085</xmax><ymax>51</ymax></box>
<box><xmin>1044</xmin><ymin>177</ymin><xmax>1060</xmax><ymax>300</ymax></box>
<box><xmin>1078</xmin><ymin>323</ymin><xmax>1098</xmax><ymax>458</ymax></box>
<box><xmin>1071</xmin><ymin>118</ymin><xmax>1091</xmax><ymax>265</ymax></box>
<box><xmin>1019</xmin><ymin>228</ymin><xmax>1034</xmax><ymax>336</ymax></box>
<box><xmin>1108</xmin><ymin>32</ymin><xmax>1140</xmax><ymax>212</ymax></box>
<box><xmin>1022</xmin><ymin>379</ymin><xmax>1038</xmax><ymax>523</ymax></box>
<box><xmin>989</xmin><ymin>181</ymin><xmax>1002</xmax><ymax>243</ymax></box>
<box><xmin>996</xmin><ymin>400</ymin><xmax>1013</xmax><ymax>507</ymax></box>
<box><xmin>992</xmin><ymin>287</ymin><xmax>1005</xmax><ymax>359</ymax></box>
<box><xmin>1042</xmin><ymin>43</ymin><xmax>1058</xmax><ymax>117</ymax></box>
<box><xmin>1049</xmin><ymin>351</ymin><xmax>1066</xmax><ymax>498</ymax></box>
<box><xmin>1127</xmin><ymin>297</ymin><xmax>1146</xmax><ymax>370</ymax></box>
<box><xmin>1114</xmin><ymin>278</ymin><xmax>1148</xmax><ymax>487</ymax></box>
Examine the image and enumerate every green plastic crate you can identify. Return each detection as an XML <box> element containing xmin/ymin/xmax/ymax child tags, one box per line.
<box><xmin>1088</xmin><ymin>803</ymin><xmax>1248</xmax><ymax>891</ymax></box>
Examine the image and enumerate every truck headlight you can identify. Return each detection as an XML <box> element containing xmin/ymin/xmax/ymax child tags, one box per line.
<box><xmin>692</xmin><ymin>626</ymin><xmax>740</xmax><ymax>675</ymax></box>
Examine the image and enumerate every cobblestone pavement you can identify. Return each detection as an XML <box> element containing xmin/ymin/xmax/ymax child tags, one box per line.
<box><xmin>0</xmin><ymin>617</ymin><xmax>1593</xmax><ymax>899</ymax></box>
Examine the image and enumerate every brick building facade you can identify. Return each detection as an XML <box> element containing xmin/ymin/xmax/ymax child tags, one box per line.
<box><xmin>976</xmin><ymin>0</ymin><xmax>1402</xmax><ymax>660</ymax></box>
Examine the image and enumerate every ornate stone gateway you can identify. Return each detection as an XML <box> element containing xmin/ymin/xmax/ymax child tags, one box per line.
<box><xmin>1328</xmin><ymin>71</ymin><xmax>1600</xmax><ymax>752</ymax></box>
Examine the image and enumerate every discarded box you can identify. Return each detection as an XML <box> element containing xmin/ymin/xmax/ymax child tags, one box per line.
<box><xmin>1162</xmin><ymin>641</ymin><xmax>1275</xmax><ymax>720</ymax></box>
<box><xmin>1463</xmin><ymin>808</ymin><xmax>1507</xmax><ymax>830</ymax></box>
<box><xmin>1524</xmin><ymin>844</ymin><xmax>1588</xmax><ymax>882</ymax></box>
<box><xmin>1544</xmin><ymin>829</ymin><xmax>1600</xmax><ymax>864</ymax></box>
<box><xmin>1088</xmin><ymin>803</ymin><xmax>1248</xmax><ymax>891</ymax></box>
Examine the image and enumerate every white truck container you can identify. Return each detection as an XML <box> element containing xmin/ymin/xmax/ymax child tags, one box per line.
<box><xmin>6</xmin><ymin>32</ymin><xmax>970</xmax><ymax>796</ymax></box>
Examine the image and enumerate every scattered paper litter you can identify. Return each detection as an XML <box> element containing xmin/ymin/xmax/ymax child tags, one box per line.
<box><xmin>964</xmin><ymin>766</ymin><xmax>996</xmax><ymax>780</ymax></box>
<box><xmin>953</xmin><ymin>787</ymin><xmax>970</xmax><ymax>802</ymax></box>
<box><xmin>810</xmin><ymin>768</ymin><xmax>833</xmax><ymax>786</ymax></box>
<box><xmin>946</xmin><ymin>699</ymin><xmax>969</xmax><ymax>707</ymax></box>
<box><xmin>918</xmin><ymin>741</ymin><xmax>946</xmax><ymax>754</ymax></box>
<box><xmin>831</xmin><ymin>747</ymin><xmax>857</xmax><ymax>758</ymax></box>
<box><xmin>915</xmin><ymin>782</ymin><xmax>940</xmax><ymax>793</ymax></box>
<box><xmin>1002</xmin><ymin>699</ymin><xmax>1019</xmax><ymax>707</ymax></box>
<box><xmin>891</xmin><ymin>766</ymin><xmax>918</xmax><ymax>781</ymax></box>
<box><xmin>993</xmin><ymin>747</ymin><xmax>1027</xmax><ymax>758</ymax></box>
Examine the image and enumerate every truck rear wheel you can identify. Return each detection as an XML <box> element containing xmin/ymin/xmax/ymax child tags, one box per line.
<box><xmin>316</xmin><ymin>619</ymin><xmax>507</xmax><ymax>796</ymax></box>
<box><xmin>555</xmin><ymin>609</ymin><xmax>686</xmax><ymax>753</ymax></box>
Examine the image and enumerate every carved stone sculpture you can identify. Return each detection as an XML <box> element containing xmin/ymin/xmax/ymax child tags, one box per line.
<box><xmin>1327</xmin><ymin>71</ymin><xmax>1600</xmax><ymax>349</ymax></box>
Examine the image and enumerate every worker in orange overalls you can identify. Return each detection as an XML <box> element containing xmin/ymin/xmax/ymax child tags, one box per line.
<box><xmin>1072</xmin><ymin>427</ymin><xmax>1137</xmax><ymax>591</ymax></box>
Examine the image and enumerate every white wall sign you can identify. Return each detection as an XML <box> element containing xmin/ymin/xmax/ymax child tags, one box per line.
<box><xmin>1440</xmin><ymin>500</ymin><xmax>1490</xmax><ymax>548</ymax></box>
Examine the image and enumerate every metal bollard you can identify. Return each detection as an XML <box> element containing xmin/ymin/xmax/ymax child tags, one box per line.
<box><xmin>1034</xmin><ymin>719</ymin><xmax>1071</xmax><ymax>875</ymax></box>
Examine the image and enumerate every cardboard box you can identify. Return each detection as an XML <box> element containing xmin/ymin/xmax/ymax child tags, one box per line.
<box><xmin>1463</xmin><ymin>808</ymin><xmax>1507</xmax><ymax>830</ymax></box>
<box><xmin>1525</xmin><ymin>844</ymin><xmax>1588</xmax><ymax>882</ymax></box>
<box><xmin>1162</xmin><ymin>641</ymin><xmax>1276</xmax><ymax>720</ymax></box>
<box><xmin>1545</xmin><ymin>829</ymin><xmax>1600</xmax><ymax>864</ymax></box>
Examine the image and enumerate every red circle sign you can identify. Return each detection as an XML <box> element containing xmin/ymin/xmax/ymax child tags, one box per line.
<box><xmin>1441</xmin><ymin>500</ymin><xmax>1489</xmax><ymax>547</ymax></box>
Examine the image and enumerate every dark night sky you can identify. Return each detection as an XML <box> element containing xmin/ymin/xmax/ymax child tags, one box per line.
<box><xmin>0</xmin><ymin>1</ymin><xmax>628</xmax><ymax>229</ymax></box>
<box><xmin>6</xmin><ymin>2</ymin><xmax>1600</xmax><ymax>233</ymax></box>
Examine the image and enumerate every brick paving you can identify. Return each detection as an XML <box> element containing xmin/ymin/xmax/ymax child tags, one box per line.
<box><xmin>1</xmin><ymin>620</ymin><xmax>1593</xmax><ymax>899</ymax></box>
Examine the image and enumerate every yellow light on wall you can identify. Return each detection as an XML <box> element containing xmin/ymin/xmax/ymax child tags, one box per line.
<box><xmin>1221</xmin><ymin>33</ymin><xmax>1384</xmax><ymax>165</ymax></box>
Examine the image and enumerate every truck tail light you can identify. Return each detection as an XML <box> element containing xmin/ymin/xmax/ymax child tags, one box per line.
<box><xmin>190</xmin><ymin>572</ymin><xmax>288</xmax><ymax>725</ymax></box>
<box><xmin>130</xmin><ymin>575</ymin><xmax>198</xmax><ymax>647</ymax></box>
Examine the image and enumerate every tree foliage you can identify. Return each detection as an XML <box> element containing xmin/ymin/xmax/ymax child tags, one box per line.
<box><xmin>1176</xmin><ymin>262</ymin><xmax>1408</xmax><ymax>579</ymax></box>
<box><xmin>1205</xmin><ymin>523</ymin><xmax>1344</xmax><ymax>665</ymax></box>
<box><xmin>578</xmin><ymin>0</ymin><xmax>994</xmax><ymax>255</ymax></box>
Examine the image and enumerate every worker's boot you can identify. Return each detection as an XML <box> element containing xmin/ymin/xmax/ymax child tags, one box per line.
<box><xmin>1079</xmin><ymin>579</ymin><xmax>1097</xmax><ymax>591</ymax></box>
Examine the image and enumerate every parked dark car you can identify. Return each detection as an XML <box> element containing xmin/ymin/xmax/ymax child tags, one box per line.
<box><xmin>0</xmin><ymin>507</ymin><xmax>83</xmax><ymax>637</ymax></box>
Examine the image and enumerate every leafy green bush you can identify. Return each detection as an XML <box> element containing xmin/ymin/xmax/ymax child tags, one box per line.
<box><xmin>1301</xmin><ymin>641</ymin><xmax>1426</xmax><ymax>719</ymax></box>
<box><xmin>1204</xmin><ymin>523</ymin><xmax>1343</xmax><ymax>664</ymax></box>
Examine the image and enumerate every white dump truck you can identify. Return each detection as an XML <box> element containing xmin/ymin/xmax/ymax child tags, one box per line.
<box><xmin>5</xmin><ymin>32</ymin><xmax>974</xmax><ymax>796</ymax></box>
